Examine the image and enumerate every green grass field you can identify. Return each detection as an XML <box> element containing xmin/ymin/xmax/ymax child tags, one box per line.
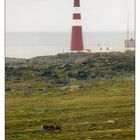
<box><xmin>6</xmin><ymin>77</ymin><xmax>135</xmax><ymax>140</ymax></box>
<box><xmin>6</xmin><ymin>52</ymin><xmax>135</xmax><ymax>140</ymax></box>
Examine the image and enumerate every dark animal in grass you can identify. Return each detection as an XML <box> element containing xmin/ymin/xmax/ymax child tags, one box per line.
<box><xmin>41</xmin><ymin>123</ymin><xmax>61</xmax><ymax>135</ymax></box>
<box><xmin>42</xmin><ymin>124</ymin><xmax>61</xmax><ymax>131</ymax></box>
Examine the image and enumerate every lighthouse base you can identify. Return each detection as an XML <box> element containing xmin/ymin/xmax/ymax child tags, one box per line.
<box><xmin>71</xmin><ymin>26</ymin><xmax>84</xmax><ymax>51</ymax></box>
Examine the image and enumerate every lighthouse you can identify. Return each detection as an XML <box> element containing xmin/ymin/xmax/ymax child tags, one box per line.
<box><xmin>71</xmin><ymin>0</ymin><xmax>84</xmax><ymax>51</ymax></box>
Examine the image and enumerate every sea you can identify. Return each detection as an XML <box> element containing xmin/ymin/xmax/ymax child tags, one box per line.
<box><xmin>6</xmin><ymin>32</ymin><xmax>135</xmax><ymax>58</ymax></box>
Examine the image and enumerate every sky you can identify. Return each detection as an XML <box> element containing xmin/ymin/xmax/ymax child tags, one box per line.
<box><xmin>6</xmin><ymin>0</ymin><xmax>135</xmax><ymax>32</ymax></box>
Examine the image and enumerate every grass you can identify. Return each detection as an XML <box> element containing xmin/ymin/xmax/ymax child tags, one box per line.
<box><xmin>6</xmin><ymin>77</ymin><xmax>135</xmax><ymax>140</ymax></box>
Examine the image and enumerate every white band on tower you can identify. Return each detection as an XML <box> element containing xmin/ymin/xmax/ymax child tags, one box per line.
<box><xmin>73</xmin><ymin>7</ymin><xmax>81</xmax><ymax>13</ymax></box>
<box><xmin>72</xmin><ymin>19</ymin><xmax>82</xmax><ymax>26</ymax></box>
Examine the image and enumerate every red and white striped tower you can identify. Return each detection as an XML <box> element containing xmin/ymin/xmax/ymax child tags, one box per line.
<box><xmin>71</xmin><ymin>0</ymin><xmax>84</xmax><ymax>51</ymax></box>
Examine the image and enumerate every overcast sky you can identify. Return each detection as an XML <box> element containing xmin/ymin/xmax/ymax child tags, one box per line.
<box><xmin>6</xmin><ymin>0</ymin><xmax>135</xmax><ymax>32</ymax></box>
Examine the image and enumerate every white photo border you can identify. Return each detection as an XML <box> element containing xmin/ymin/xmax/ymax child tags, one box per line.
<box><xmin>0</xmin><ymin>0</ymin><xmax>5</xmax><ymax>139</ymax></box>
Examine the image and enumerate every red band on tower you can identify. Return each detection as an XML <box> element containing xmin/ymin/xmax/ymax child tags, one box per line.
<box><xmin>74</xmin><ymin>0</ymin><xmax>80</xmax><ymax>7</ymax></box>
<box><xmin>73</xmin><ymin>13</ymin><xmax>81</xmax><ymax>19</ymax></box>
